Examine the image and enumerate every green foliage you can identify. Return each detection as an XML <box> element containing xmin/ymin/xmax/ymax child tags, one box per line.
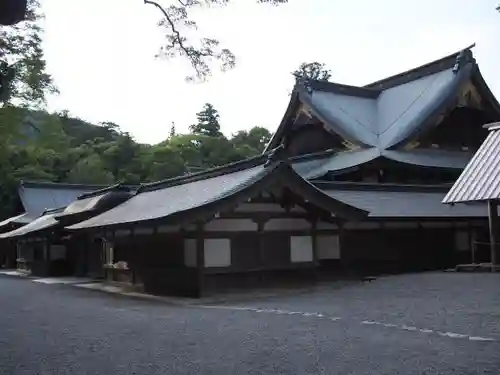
<box><xmin>293</xmin><ymin>62</ymin><xmax>332</xmax><ymax>82</ymax></box>
<box><xmin>0</xmin><ymin>103</ymin><xmax>271</xmax><ymax>219</ymax></box>
<box><xmin>189</xmin><ymin>103</ymin><xmax>222</xmax><ymax>137</ymax></box>
<box><xmin>1</xmin><ymin>0</ymin><xmax>57</xmax><ymax>107</ymax></box>
<box><xmin>66</xmin><ymin>154</ymin><xmax>115</xmax><ymax>185</ymax></box>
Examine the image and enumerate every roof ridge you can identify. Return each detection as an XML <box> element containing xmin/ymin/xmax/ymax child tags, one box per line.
<box><xmin>303</xmin><ymin>80</ymin><xmax>380</xmax><ymax>98</ymax></box>
<box><xmin>364</xmin><ymin>44</ymin><xmax>476</xmax><ymax>90</ymax></box>
<box><xmin>138</xmin><ymin>152</ymin><xmax>270</xmax><ymax>193</ymax></box>
<box><xmin>20</xmin><ymin>180</ymin><xmax>139</xmax><ymax>192</ymax></box>
<box><xmin>77</xmin><ymin>183</ymin><xmax>132</xmax><ymax>200</ymax></box>
<box><xmin>313</xmin><ymin>180</ymin><xmax>453</xmax><ymax>192</ymax></box>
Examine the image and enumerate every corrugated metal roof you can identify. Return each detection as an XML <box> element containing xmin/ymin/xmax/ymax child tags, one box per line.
<box><xmin>443</xmin><ymin>124</ymin><xmax>500</xmax><ymax>203</ymax></box>
<box><xmin>325</xmin><ymin>187</ymin><xmax>488</xmax><ymax>218</ymax></box>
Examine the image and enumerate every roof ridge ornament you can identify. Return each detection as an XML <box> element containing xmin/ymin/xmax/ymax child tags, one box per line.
<box><xmin>264</xmin><ymin>144</ymin><xmax>287</xmax><ymax>167</ymax></box>
<box><xmin>295</xmin><ymin>77</ymin><xmax>313</xmax><ymax>94</ymax></box>
<box><xmin>452</xmin><ymin>48</ymin><xmax>474</xmax><ymax>74</ymax></box>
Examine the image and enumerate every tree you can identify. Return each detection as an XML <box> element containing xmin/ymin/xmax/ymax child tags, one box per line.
<box><xmin>189</xmin><ymin>103</ymin><xmax>223</xmax><ymax>137</ymax></box>
<box><xmin>169</xmin><ymin>121</ymin><xmax>176</xmax><ymax>138</ymax></box>
<box><xmin>144</xmin><ymin>0</ymin><xmax>288</xmax><ymax>81</ymax></box>
<box><xmin>0</xmin><ymin>0</ymin><xmax>57</xmax><ymax>107</ymax></box>
<box><xmin>66</xmin><ymin>154</ymin><xmax>115</xmax><ymax>185</ymax></box>
<box><xmin>292</xmin><ymin>61</ymin><xmax>332</xmax><ymax>82</ymax></box>
<box><xmin>231</xmin><ymin>126</ymin><xmax>271</xmax><ymax>155</ymax></box>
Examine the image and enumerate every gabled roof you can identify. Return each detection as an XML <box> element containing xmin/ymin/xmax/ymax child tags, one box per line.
<box><xmin>67</xmin><ymin>152</ymin><xmax>368</xmax><ymax>231</ymax></box>
<box><xmin>267</xmin><ymin>45</ymin><xmax>500</xmax><ymax>154</ymax></box>
<box><xmin>18</xmin><ymin>181</ymin><xmax>107</xmax><ymax>220</ymax></box>
<box><xmin>443</xmin><ymin>122</ymin><xmax>500</xmax><ymax>204</ymax></box>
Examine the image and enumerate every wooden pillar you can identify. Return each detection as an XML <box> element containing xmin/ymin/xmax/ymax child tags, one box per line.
<box><xmin>254</xmin><ymin>218</ymin><xmax>267</xmax><ymax>284</ymax></box>
<box><xmin>196</xmin><ymin>222</ymin><xmax>205</xmax><ymax>297</ymax></box>
<box><xmin>488</xmin><ymin>200</ymin><xmax>498</xmax><ymax>269</ymax></box>
<box><xmin>311</xmin><ymin>218</ymin><xmax>319</xmax><ymax>282</ymax></box>
<box><xmin>45</xmin><ymin>240</ymin><xmax>51</xmax><ymax>262</ymax></box>
<box><xmin>337</xmin><ymin>220</ymin><xmax>347</xmax><ymax>271</ymax></box>
<box><xmin>468</xmin><ymin>221</ymin><xmax>475</xmax><ymax>265</ymax></box>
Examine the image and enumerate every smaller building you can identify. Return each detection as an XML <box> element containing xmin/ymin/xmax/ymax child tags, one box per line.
<box><xmin>66</xmin><ymin>151</ymin><xmax>367</xmax><ymax>297</ymax></box>
<box><xmin>0</xmin><ymin>184</ymin><xmax>133</xmax><ymax>277</ymax></box>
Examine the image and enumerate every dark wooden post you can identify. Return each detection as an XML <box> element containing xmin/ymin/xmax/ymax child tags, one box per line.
<box><xmin>311</xmin><ymin>218</ymin><xmax>319</xmax><ymax>282</ymax></box>
<box><xmin>250</xmin><ymin>217</ymin><xmax>268</xmax><ymax>284</ymax></box>
<box><xmin>488</xmin><ymin>200</ymin><xmax>498</xmax><ymax>270</ymax></box>
<box><xmin>196</xmin><ymin>222</ymin><xmax>205</xmax><ymax>297</ymax></box>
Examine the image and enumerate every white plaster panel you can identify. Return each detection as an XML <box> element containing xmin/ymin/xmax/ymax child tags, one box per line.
<box><xmin>204</xmin><ymin>238</ymin><xmax>231</xmax><ymax>267</ymax></box>
<box><xmin>184</xmin><ymin>239</ymin><xmax>197</xmax><ymax>267</ymax></box>
<box><xmin>344</xmin><ymin>222</ymin><xmax>381</xmax><ymax>230</ymax></box>
<box><xmin>265</xmin><ymin>218</ymin><xmax>311</xmax><ymax>231</ymax></box>
<box><xmin>317</xmin><ymin>221</ymin><xmax>338</xmax><ymax>230</ymax></box>
<box><xmin>204</xmin><ymin>219</ymin><xmax>257</xmax><ymax>232</ymax></box>
<box><xmin>455</xmin><ymin>231</ymin><xmax>470</xmax><ymax>252</ymax></box>
<box><xmin>290</xmin><ymin>236</ymin><xmax>313</xmax><ymax>263</ymax></box>
<box><xmin>49</xmin><ymin>245</ymin><xmax>66</xmax><ymax>260</ymax></box>
<box><xmin>317</xmin><ymin>235</ymin><xmax>341</xmax><ymax>260</ymax></box>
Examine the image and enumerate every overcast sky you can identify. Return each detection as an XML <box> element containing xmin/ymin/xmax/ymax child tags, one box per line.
<box><xmin>41</xmin><ymin>0</ymin><xmax>500</xmax><ymax>144</ymax></box>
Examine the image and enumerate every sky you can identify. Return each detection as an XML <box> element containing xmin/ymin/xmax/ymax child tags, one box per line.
<box><xmin>40</xmin><ymin>0</ymin><xmax>500</xmax><ymax>145</ymax></box>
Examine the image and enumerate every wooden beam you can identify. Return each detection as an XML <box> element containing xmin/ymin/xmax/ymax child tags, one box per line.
<box><xmin>488</xmin><ymin>200</ymin><xmax>498</xmax><ymax>269</ymax></box>
<box><xmin>196</xmin><ymin>222</ymin><xmax>205</xmax><ymax>297</ymax></box>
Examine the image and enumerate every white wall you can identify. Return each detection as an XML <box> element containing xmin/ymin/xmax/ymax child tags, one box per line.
<box><xmin>317</xmin><ymin>235</ymin><xmax>341</xmax><ymax>260</ymax></box>
<box><xmin>204</xmin><ymin>219</ymin><xmax>257</xmax><ymax>232</ymax></box>
<box><xmin>184</xmin><ymin>238</ymin><xmax>232</xmax><ymax>268</ymax></box>
<box><xmin>204</xmin><ymin>238</ymin><xmax>231</xmax><ymax>267</ymax></box>
<box><xmin>265</xmin><ymin>218</ymin><xmax>311</xmax><ymax>231</ymax></box>
<box><xmin>290</xmin><ymin>236</ymin><xmax>313</xmax><ymax>263</ymax></box>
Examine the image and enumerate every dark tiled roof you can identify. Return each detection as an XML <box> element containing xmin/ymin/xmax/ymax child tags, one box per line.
<box><xmin>17</xmin><ymin>181</ymin><xmax>137</xmax><ymax>220</ymax></box>
<box><xmin>67</xmin><ymin>158</ymin><xmax>368</xmax><ymax>231</ymax></box>
<box><xmin>266</xmin><ymin>45</ymin><xmax>500</xmax><ymax>171</ymax></box>
<box><xmin>0</xmin><ymin>208</ymin><xmax>65</xmax><ymax>239</ymax></box>
<box><xmin>319</xmin><ymin>182</ymin><xmax>488</xmax><ymax>218</ymax></box>
<box><xmin>291</xmin><ymin>147</ymin><xmax>471</xmax><ymax>180</ymax></box>
<box><xmin>0</xmin><ymin>213</ymin><xmax>30</xmax><ymax>232</ymax></box>
<box><xmin>443</xmin><ymin>123</ymin><xmax>500</xmax><ymax>203</ymax></box>
<box><xmin>18</xmin><ymin>181</ymin><xmax>103</xmax><ymax>218</ymax></box>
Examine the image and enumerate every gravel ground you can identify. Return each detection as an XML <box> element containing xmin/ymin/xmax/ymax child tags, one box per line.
<box><xmin>1</xmin><ymin>272</ymin><xmax>500</xmax><ymax>374</ymax></box>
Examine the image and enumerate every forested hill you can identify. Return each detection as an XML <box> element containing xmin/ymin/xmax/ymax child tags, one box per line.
<box><xmin>0</xmin><ymin>103</ymin><xmax>272</xmax><ymax>217</ymax></box>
